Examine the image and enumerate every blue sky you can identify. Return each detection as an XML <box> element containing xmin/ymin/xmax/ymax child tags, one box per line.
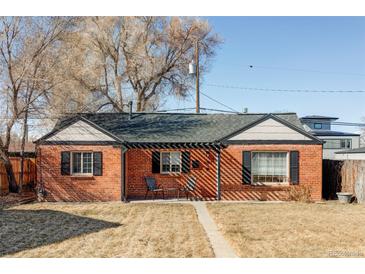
<box><xmin>167</xmin><ymin>17</ymin><xmax>365</xmax><ymax>133</ymax></box>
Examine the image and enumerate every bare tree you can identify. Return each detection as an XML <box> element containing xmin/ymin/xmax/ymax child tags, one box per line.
<box><xmin>0</xmin><ymin>17</ymin><xmax>23</xmax><ymax>192</ymax></box>
<box><xmin>65</xmin><ymin>17</ymin><xmax>221</xmax><ymax>112</ymax></box>
<box><xmin>0</xmin><ymin>16</ymin><xmax>221</xmax><ymax>193</ymax></box>
<box><xmin>0</xmin><ymin>17</ymin><xmax>75</xmax><ymax>192</ymax></box>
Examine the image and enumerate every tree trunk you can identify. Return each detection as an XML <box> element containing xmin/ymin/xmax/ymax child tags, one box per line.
<box><xmin>19</xmin><ymin>111</ymin><xmax>29</xmax><ymax>193</ymax></box>
<box><xmin>19</xmin><ymin>153</ymin><xmax>24</xmax><ymax>193</ymax></box>
<box><xmin>136</xmin><ymin>92</ymin><xmax>144</xmax><ymax>112</ymax></box>
<box><xmin>136</xmin><ymin>100</ymin><xmax>142</xmax><ymax>112</ymax></box>
<box><xmin>0</xmin><ymin>138</ymin><xmax>18</xmax><ymax>193</ymax></box>
<box><xmin>3</xmin><ymin>156</ymin><xmax>18</xmax><ymax>193</ymax></box>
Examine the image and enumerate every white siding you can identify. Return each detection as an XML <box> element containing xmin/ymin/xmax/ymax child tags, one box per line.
<box><xmin>228</xmin><ymin>118</ymin><xmax>311</xmax><ymax>141</ymax></box>
<box><xmin>335</xmin><ymin>153</ymin><xmax>365</xmax><ymax>161</ymax></box>
<box><xmin>47</xmin><ymin>120</ymin><xmax>115</xmax><ymax>142</ymax></box>
<box><xmin>321</xmin><ymin>135</ymin><xmax>360</xmax><ymax>160</ymax></box>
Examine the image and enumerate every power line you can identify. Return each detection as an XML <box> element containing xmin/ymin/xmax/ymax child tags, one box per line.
<box><xmin>156</xmin><ymin>107</ymin><xmax>238</xmax><ymax>114</ymax></box>
<box><xmin>206</xmin><ymin>83</ymin><xmax>365</xmax><ymax>93</ymax></box>
<box><xmin>200</xmin><ymin>107</ymin><xmax>238</xmax><ymax>114</ymax></box>
<box><xmin>247</xmin><ymin>65</ymin><xmax>365</xmax><ymax>77</ymax></box>
<box><xmin>200</xmin><ymin>91</ymin><xmax>240</xmax><ymax>113</ymax></box>
<box><xmin>218</xmin><ymin>63</ymin><xmax>365</xmax><ymax>77</ymax></box>
<box><xmin>157</xmin><ymin>107</ymin><xmax>196</xmax><ymax>113</ymax></box>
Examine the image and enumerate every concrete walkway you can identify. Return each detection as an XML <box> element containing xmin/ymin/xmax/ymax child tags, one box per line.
<box><xmin>192</xmin><ymin>202</ymin><xmax>238</xmax><ymax>258</ymax></box>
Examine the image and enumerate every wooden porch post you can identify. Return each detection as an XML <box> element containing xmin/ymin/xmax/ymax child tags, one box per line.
<box><xmin>216</xmin><ymin>147</ymin><xmax>221</xmax><ymax>201</ymax></box>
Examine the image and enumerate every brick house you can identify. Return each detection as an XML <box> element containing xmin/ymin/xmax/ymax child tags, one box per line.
<box><xmin>35</xmin><ymin>112</ymin><xmax>323</xmax><ymax>202</ymax></box>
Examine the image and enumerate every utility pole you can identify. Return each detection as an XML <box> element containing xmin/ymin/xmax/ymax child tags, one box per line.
<box><xmin>189</xmin><ymin>40</ymin><xmax>200</xmax><ymax>113</ymax></box>
<box><xmin>195</xmin><ymin>40</ymin><xmax>200</xmax><ymax>113</ymax></box>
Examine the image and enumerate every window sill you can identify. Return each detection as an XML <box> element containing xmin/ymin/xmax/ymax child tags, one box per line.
<box><xmin>70</xmin><ymin>174</ymin><xmax>94</xmax><ymax>179</ymax></box>
<box><xmin>251</xmin><ymin>183</ymin><xmax>290</xmax><ymax>187</ymax></box>
<box><xmin>160</xmin><ymin>172</ymin><xmax>182</xmax><ymax>177</ymax></box>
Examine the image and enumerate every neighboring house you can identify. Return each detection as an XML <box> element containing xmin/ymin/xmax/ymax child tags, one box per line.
<box><xmin>335</xmin><ymin>147</ymin><xmax>365</xmax><ymax>160</ymax></box>
<box><xmin>34</xmin><ymin>112</ymin><xmax>323</xmax><ymax>202</ymax></box>
<box><xmin>300</xmin><ymin>115</ymin><xmax>360</xmax><ymax>160</ymax></box>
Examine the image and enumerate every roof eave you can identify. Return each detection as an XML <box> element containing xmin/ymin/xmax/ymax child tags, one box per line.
<box><xmin>35</xmin><ymin>115</ymin><xmax>124</xmax><ymax>144</ymax></box>
<box><xmin>217</xmin><ymin>113</ymin><xmax>323</xmax><ymax>143</ymax></box>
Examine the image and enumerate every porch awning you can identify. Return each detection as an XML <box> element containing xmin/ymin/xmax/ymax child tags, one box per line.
<box><xmin>124</xmin><ymin>142</ymin><xmax>225</xmax><ymax>150</ymax></box>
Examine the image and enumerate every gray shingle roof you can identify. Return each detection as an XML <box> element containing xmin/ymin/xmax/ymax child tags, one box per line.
<box><xmin>310</xmin><ymin>130</ymin><xmax>360</xmax><ymax>137</ymax></box>
<box><xmin>300</xmin><ymin>115</ymin><xmax>338</xmax><ymax>120</ymax></box>
<box><xmin>44</xmin><ymin>112</ymin><xmax>312</xmax><ymax>144</ymax></box>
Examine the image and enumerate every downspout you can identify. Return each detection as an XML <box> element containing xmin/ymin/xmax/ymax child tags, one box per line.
<box><xmin>216</xmin><ymin>144</ymin><xmax>221</xmax><ymax>201</ymax></box>
<box><xmin>121</xmin><ymin>145</ymin><xmax>128</xmax><ymax>202</ymax></box>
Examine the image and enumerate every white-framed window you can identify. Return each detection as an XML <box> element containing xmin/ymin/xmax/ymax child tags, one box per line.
<box><xmin>161</xmin><ymin>151</ymin><xmax>181</xmax><ymax>173</ymax></box>
<box><xmin>71</xmin><ymin>152</ymin><xmax>93</xmax><ymax>175</ymax></box>
<box><xmin>323</xmin><ymin>139</ymin><xmax>352</xmax><ymax>149</ymax></box>
<box><xmin>252</xmin><ymin>152</ymin><xmax>289</xmax><ymax>184</ymax></box>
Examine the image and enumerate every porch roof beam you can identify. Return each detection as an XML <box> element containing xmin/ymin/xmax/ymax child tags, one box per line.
<box><xmin>124</xmin><ymin>142</ymin><xmax>220</xmax><ymax>149</ymax></box>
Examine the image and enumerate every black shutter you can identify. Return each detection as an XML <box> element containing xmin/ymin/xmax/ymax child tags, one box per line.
<box><xmin>242</xmin><ymin>151</ymin><xmax>252</xmax><ymax>184</ymax></box>
<box><xmin>182</xmin><ymin>151</ymin><xmax>191</xmax><ymax>173</ymax></box>
<box><xmin>290</xmin><ymin>151</ymin><xmax>299</xmax><ymax>185</ymax></box>
<box><xmin>93</xmin><ymin>152</ymin><xmax>103</xmax><ymax>176</ymax></box>
<box><xmin>61</xmin><ymin>151</ymin><xmax>70</xmax><ymax>175</ymax></box>
<box><xmin>152</xmin><ymin>151</ymin><xmax>160</xmax><ymax>173</ymax></box>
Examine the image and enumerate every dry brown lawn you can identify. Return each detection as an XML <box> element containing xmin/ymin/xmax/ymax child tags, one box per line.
<box><xmin>207</xmin><ymin>202</ymin><xmax>365</xmax><ymax>258</ymax></box>
<box><xmin>0</xmin><ymin>202</ymin><xmax>213</xmax><ymax>258</ymax></box>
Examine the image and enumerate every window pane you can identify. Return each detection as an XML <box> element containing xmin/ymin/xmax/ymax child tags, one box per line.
<box><xmin>72</xmin><ymin>153</ymin><xmax>82</xmax><ymax>173</ymax></box>
<box><xmin>314</xmin><ymin>123</ymin><xmax>322</xmax><ymax>129</ymax></box>
<box><xmin>171</xmin><ymin>152</ymin><xmax>181</xmax><ymax>164</ymax></box>
<box><xmin>162</xmin><ymin>164</ymin><xmax>170</xmax><ymax>172</ymax></box>
<box><xmin>252</xmin><ymin>152</ymin><xmax>288</xmax><ymax>183</ymax></box>
<box><xmin>340</xmin><ymin>140</ymin><xmax>346</xmax><ymax>148</ymax></box>
<box><xmin>171</xmin><ymin>165</ymin><xmax>180</xmax><ymax>172</ymax></box>
<box><xmin>161</xmin><ymin>153</ymin><xmax>170</xmax><ymax>164</ymax></box>
<box><xmin>346</xmin><ymin>140</ymin><xmax>351</xmax><ymax>149</ymax></box>
<box><xmin>171</xmin><ymin>152</ymin><xmax>181</xmax><ymax>172</ymax></box>
<box><xmin>161</xmin><ymin>152</ymin><xmax>170</xmax><ymax>172</ymax></box>
<box><xmin>83</xmin><ymin>152</ymin><xmax>92</xmax><ymax>173</ymax></box>
<box><xmin>252</xmin><ymin>153</ymin><xmax>259</xmax><ymax>174</ymax></box>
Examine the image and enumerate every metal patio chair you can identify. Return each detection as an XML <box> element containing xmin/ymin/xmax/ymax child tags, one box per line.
<box><xmin>178</xmin><ymin>176</ymin><xmax>197</xmax><ymax>200</ymax></box>
<box><xmin>144</xmin><ymin>177</ymin><xmax>165</xmax><ymax>200</ymax></box>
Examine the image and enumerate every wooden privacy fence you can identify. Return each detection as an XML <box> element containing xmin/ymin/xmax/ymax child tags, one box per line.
<box><xmin>0</xmin><ymin>158</ymin><xmax>36</xmax><ymax>194</ymax></box>
<box><xmin>341</xmin><ymin>160</ymin><xmax>365</xmax><ymax>203</ymax></box>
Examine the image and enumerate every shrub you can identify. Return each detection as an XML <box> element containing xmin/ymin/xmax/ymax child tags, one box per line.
<box><xmin>286</xmin><ymin>185</ymin><xmax>312</xmax><ymax>202</ymax></box>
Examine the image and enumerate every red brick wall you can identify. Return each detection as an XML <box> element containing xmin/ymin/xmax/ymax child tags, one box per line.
<box><xmin>37</xmin><ymin>145</ymin><xmax>122</xmax><ymax>201</ymax></box>
<box><xmin>126</xmin><ymin>148</ymin><xmax>218</xmax><ymax>199</ymax></box>
<box><xmin>220</xmin><ymin>144</ymin><xmax>323</xmax><ymax>201</ymax></box>
<box><xmin>126</xmin><ymin>144</ymin><xmax>323</xmax><ymax>201</ymax></box>
<box><xmin>37</xmin><ymin>143</ymin><xmax>322</xmax><ymax>202</ymax></box>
